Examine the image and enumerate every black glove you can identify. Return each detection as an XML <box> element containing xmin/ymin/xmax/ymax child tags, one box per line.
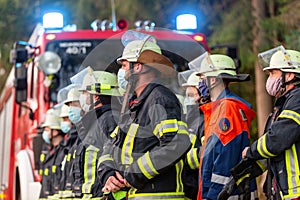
<box><xmin>217</xmin><ymin>176</ymin><xmax>237</xmax><ymax>200</ymax></box>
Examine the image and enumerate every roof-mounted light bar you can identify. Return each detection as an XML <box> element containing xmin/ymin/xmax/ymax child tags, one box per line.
<box><xmin>43</xmin><ymin>12</ymin><xmax>64</xmax><ymax>29</ymax></box>
<box><xmin>134</xmin><ymin>20</ymin><xmax>155</xmax><ymax>31</ymax></box>
<box><xmin>176</xmin><ymin>14</ymin><xmax>197</xmax><ymax>30</ymax></box>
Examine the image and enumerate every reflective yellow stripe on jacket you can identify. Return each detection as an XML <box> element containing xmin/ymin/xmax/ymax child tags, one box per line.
<box><xmin>121</xmin><ymin>123</ymin><xmax>139</xmax><ymax>165</ymax></box>
<box><xmin>257</xmin><ymin>134</ymin><xmax>276</xmax><ymax>158</ymax></box>
<box><xmin>186</xmin><ymin>134</ymin><xmax>199</xmax><ymax>169</ymax></box>
<box><xmin>127</xmin><ymin>192</ymin><xmax>185</xmax><ymax>200</ymax></box>
<box><xmin>153</xmin><ymin>119</ymin><xmax>188</xmax><ymax>138</ymax></box>
<box><xmin>284</xmin><ymin>144</ymin><xmax>300</xmax><ymax>199</ymax></box>
<box><xmin>137</xmin><ymin>151</ymin><xmax>159</xmax><ymax>179</ymax></box>
<box><xmin>82</xmin><ymin>145</ymin><xmax>99</xmax><ymax>194</ymax></box>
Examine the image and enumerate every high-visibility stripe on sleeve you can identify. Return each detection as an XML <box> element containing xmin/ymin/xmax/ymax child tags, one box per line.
<box><xmin>153</xmin><ymin>119</ymin><xmax>179</xmax><ymax>137</ymax></box>
<box><xmin>278</xmin><ymin>110</ymin><xmax>300</xmax><ymax>125</ymax></box>
<box><xmin>98</xmin><ymin>154</ymin><xmax>114</xmax><ymax>168</ymax></box>
<box><xmin>153</xmin><ymin>120</ymin><xmax>188</xmax><ymax>137</ymax></box>
<box><xmin>187</xmin><ymin>148</ymin><xmax>199</xmax><ymax>170</ymax></box>
<box><xmin>137</xmin><ymin>152</ymin><xmax>159</xmax><ymax>179</ymax></box>
<box><xmin>189</xmin><ymin>134</ymin><xmax>197</xmax><ymax>147</ymax></box>
<box><xmin>99</xmin><ymin>154</ymin><xmax>114</xmax><ymax>163</ymax></box>
<box><xmin>257</xmin><ymin>134</ymin><xmax>276</xmax><ymax>158</ymax></box>
<box><xmin>177</xmin><ymin>121</ymin><xmax>188</xmax><ymax>135</ymax></box>
<box><xmin>211</xmin><ymin>173</ymin><xmax>231</xmax><ymax>185</ymax></box>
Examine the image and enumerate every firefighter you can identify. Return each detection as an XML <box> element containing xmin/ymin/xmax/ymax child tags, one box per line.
<box><xmin>98</xmin><ymin>37</ymin><xmax>191</xmax><ymax>199</ymax></box>
<box><xmin>196</xmin><ymin>53</ymin><xmax>257</xmax><ymax>200</ymax></box>
<box><xmin>39</xmin><ymin>108</ymin><xmax>65</xmax><ymax>199</ymax></box>
<box><xmin>71</xmin><ymin>69</ymin><xmax>120</xmax><ymax>199</ymax></box>
<box><xmin>58</xmin><ymin>87</ymin><xmax>81</xmax><ymax>199</ymax></box>
<box><xmin>241</xmin><ymin>46</ymin><xmax>300</xmax><ymax>199</ymax></box>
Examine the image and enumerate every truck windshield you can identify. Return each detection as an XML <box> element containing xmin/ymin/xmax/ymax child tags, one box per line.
<box><xmin>46</xmin><ymin>39</ymin><xmax>206</xmax><ymax>102</ymax></box>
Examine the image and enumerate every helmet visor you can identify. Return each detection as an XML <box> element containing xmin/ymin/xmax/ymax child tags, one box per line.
<box><xmin>258</xmin><ymin>45</ymin><xmax>293</xmax><ymax>70</ymax></box>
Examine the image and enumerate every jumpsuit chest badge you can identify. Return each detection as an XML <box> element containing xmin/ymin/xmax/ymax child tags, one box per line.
<box><xmin>219</xmin><ymin>118</ymin><xmax>230</xmax><ymax>132</ymax></box>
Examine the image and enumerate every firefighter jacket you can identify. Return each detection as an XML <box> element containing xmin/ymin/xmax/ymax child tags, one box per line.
<box><xmin>39</xmin><ymin>140</ymin><xmax>65</xmax><ymax>199</ymax></box>
<box><xmin>98</xmin><ymin>83</ymin><xmax>192</xmax><ymax>200</ymax></box>
<box><xmin>72</xmin><ymin>105</ymin><xmax>118</xmax><ymax>199</ymax></box>
<box><xmin>57</xmin><ymin>127</ymin><xmax>78</xmax><ymax>198</ymax></box>
<box><xmin>197</xmin><ymin>88</ymin><xmax>257</xmax><ymax>200</ymax></box>
<box><xmin>246</xmin><ymin>86</ymin><xmax>300</xmax><ymax>199</ymax></box>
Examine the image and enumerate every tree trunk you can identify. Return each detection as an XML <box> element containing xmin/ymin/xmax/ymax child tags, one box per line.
<box><xmin>251</xmin><ymin>0</ymin><xmax>272</xmax><ymax>199</ymax></box>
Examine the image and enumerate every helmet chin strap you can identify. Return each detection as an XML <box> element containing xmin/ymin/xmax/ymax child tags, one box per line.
<box><xmin>280</xmin><ymin>72</ymin><xmax>286</xmax><ymax>95</ymax></box>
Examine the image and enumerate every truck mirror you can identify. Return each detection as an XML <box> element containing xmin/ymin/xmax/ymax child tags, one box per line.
<box><xmin>14</xmin><ymin>64</ymin><xmax>28</xmax><ymax>104</ymax></box>
<box><xmin>10</xmin><ymin>48</ymin><xmax>28</xmax><ymax>64</ymax></box>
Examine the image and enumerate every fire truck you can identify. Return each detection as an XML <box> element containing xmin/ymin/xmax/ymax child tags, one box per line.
<box><xmin>0</xmin><ymin>11</ymin><xmax>212</xmax><ymax>200</ymax></box>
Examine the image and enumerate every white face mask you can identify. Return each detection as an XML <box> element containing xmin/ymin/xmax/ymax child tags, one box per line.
<box><xmin>79</xmin><ymin>93</ymin><xmax>90</xmax><ymax>113</ymax></box>
<box><xmin>117</xmin><ymin>69</ymin><xmax>128</xmax><ymax>90</ymax></box>
<box><xmin>184</xmin><ymin>96</ymin><xmax>196</xmax><ymax>106</ymax></box>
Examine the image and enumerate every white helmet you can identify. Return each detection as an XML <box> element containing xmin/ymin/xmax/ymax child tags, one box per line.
<box><xmin>259</xmin><ymin>45</ymin><xmax>300</xmax><ymax>73</ymax></box>
<box><xmin>182</xmin><ymin>72</ymin><xmax>200</xmax><ymax>87</ymax></box>
<box><xmin>42</xmin><ymin>108</ymin><xmax>61</xmax><ymax>130</ymax></box>
<box><xmin>64</xmin><ymin>88</ymin><xmax>80</xmax><ymax>105</ymax></box>
<box><xmin>117</xmin><ymin>40</ymin><xmax>161</xmax><ymax>64</ymax></box>
<box><xmin>59</xmin><ymin>104</ymin><xmax>69</xmax><ymax>118</ymax></box>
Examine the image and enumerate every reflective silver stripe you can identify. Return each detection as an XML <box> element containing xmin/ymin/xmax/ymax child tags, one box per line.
<box><xmin>98</xmin><ymin>154</ymin><xmax>113</xmax><ymax>168</ymax></box>
<box><xmin>187</xmin><ymin>148</ymin><xmax>199</xmax><ymax>169</ymax></box>
<box><xmin>211</xmin><ymin>173</ymin><xmax>231</xmax><ymax>185</ymax></box>
<box><xmin>153</xmin><ymin>119</ymin><xmax>179</xmax><ymax>137</ymax></box>
<box><xmin>98</xmin><ymin>154</ymin><xmax>113</xmax><ymax>163</ymax></box>
<box><xmin>285</xmin><ymin>144</ymin><xmax>300</xmax><ymax>196</ymax></box>
<box><xmin>137</xmin><ymin>152</ymin><xmax>159</xmax><ymax>179</ymax></box>
<box><xmin>128</xmin><ymin>192</ymin><xmax>185</xmax><ymax>199</ymax></box>
<box><xmin>175</xmin><ymin>160</ymin><xmax>184</xmax><ymax>192</ymax></box>
<box><xmin>82</xmin><ymin>145</ymin><xmax>99</xmax><ymax>193</ymax></box>
<box><xmin>121</xmin><ymin>123</ymin><xmax>139</xmax><ymax>165</ymax></box>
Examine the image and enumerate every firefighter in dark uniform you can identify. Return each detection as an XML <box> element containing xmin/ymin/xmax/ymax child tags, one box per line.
<box><xmin>71</xmin><ymin>70</ymin><xmax>120</xmax><ymax>199</ymax></box>
<box><xmin>98</xmin><ymin>37</ymin><xmax>191</xmax><ymax>199</ymax></box>
<box><xmin>242</xmin><ymin>46</ymin><xmax>300</xmax><ymax>199</ymax></box>
<box><xmin>39</xmin><ymin>108</ymin><xmax>65</xmax><ymax>200</ymax></box>
<box><xmin>58</xmin><ymin>87</ymin><xmax>81</xmax><ymax>199</ymax></box>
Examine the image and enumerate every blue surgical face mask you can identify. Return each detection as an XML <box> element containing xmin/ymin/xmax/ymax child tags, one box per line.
<box><xmin>69</xmin><ymin>106</ymin><xmax>82</xmax><ymax>124</ymax></box>
<box><xmin>60</xmin><ymin>121</ymin><xmax>71</xmax><ymax>133</ymax></box>
<box><xmin>117</xmin><ymin>69</ymin><xmax>128</xmax><ymax>90</ymax></box>
<box><xmin>198</xmin><ymin>79</ymin><xmax>208</xmax><ymax>97</ymax></box>
<box><xmin>42</xmin><ymin>131</ymin><xmax>51</xmax><ymax>144</ymax></box>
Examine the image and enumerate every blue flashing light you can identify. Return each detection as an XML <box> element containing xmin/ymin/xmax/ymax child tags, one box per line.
<box><xmin>43</xmin><ymin>12</ymin><xmax>64</xmax><ymax>29</ymax></box>
<box><xmin>176</xmin><ymin>14</ymin><xmax>197</xmax><ymax>30</ymax></box>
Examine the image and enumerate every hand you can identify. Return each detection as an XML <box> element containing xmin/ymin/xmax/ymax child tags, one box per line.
<box><xmin>242</xmin><ymin>147</ymin><xmax>249</xmax><ymax>158</ymax></box>
<box><xmin>102</xmin><ymin>171</ymin><xmax>126</xmax><ymax>193</ymax></box>
<box><xmin>123</xmin><ymin>179</ymin><xmax>132</xmax><ymax>188</ymax></box>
